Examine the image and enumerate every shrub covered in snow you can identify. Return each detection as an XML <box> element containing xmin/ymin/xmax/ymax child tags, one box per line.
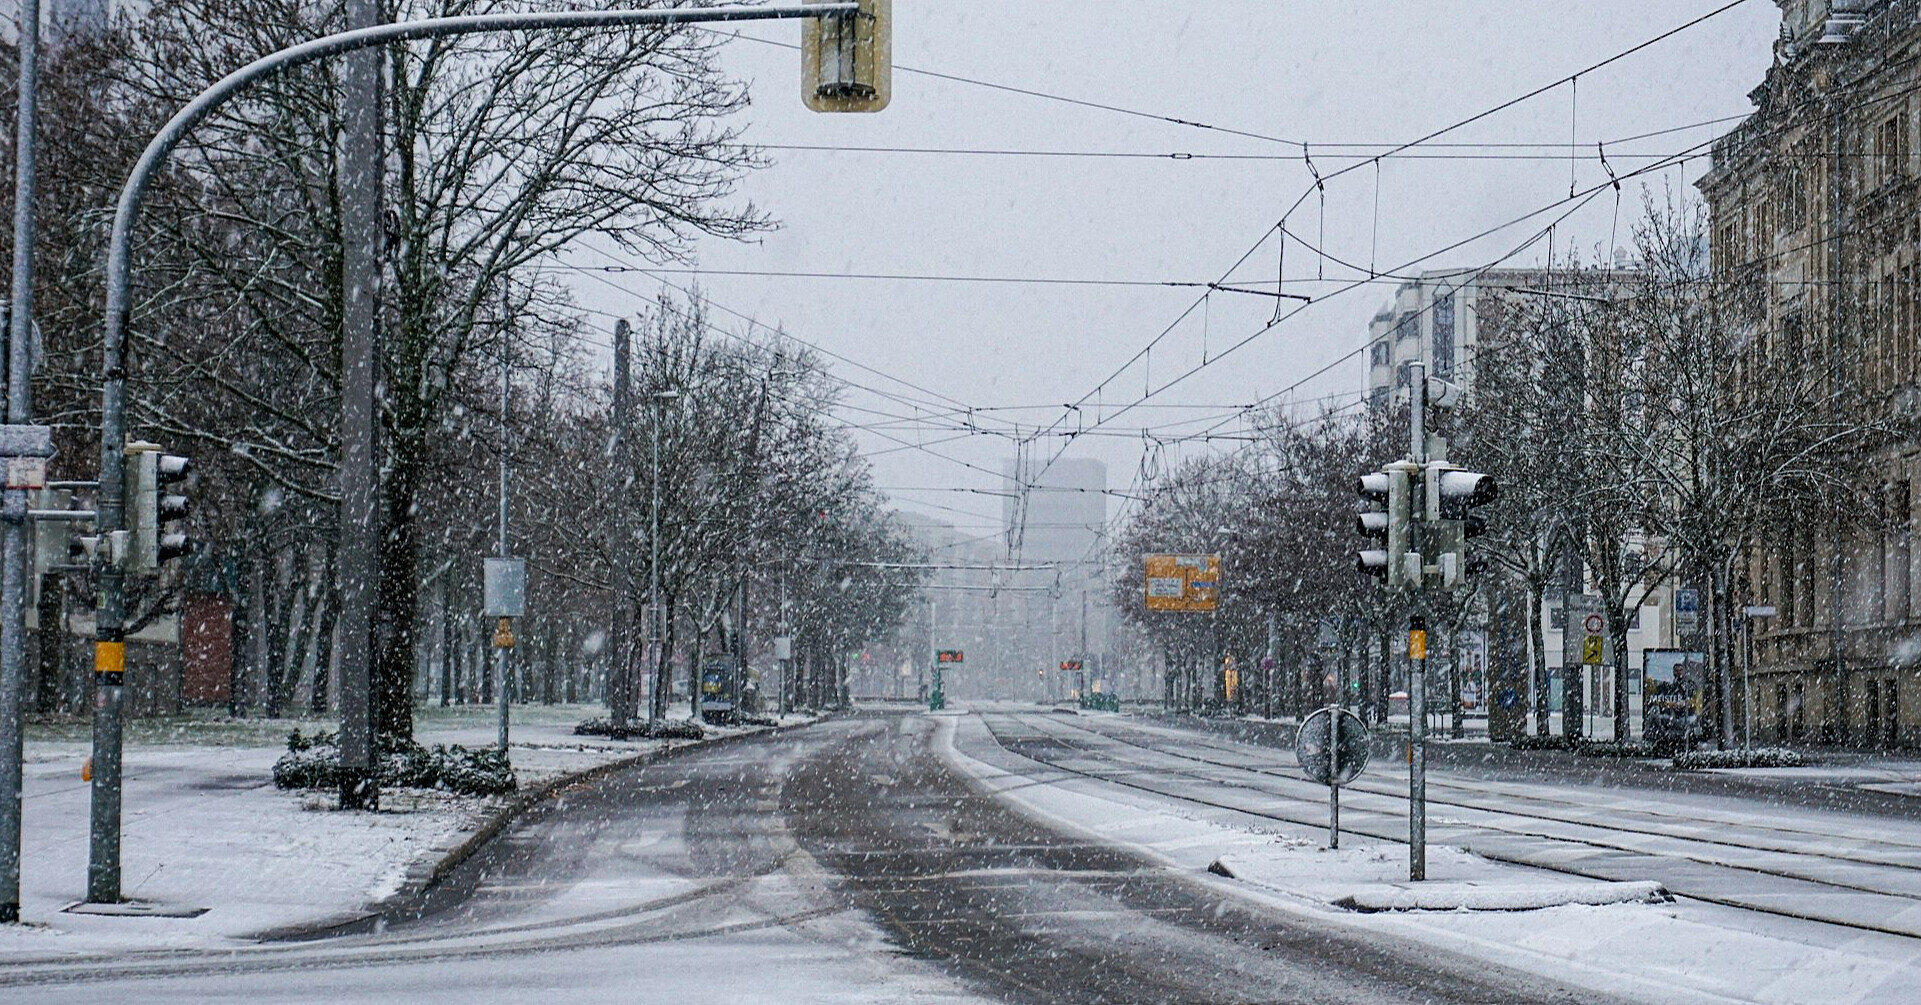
<box><xmin>574</xmin><ymin>718</ymin><xmax>705</xmax><ymax>741</ymax></box>
<box><xmin>1575</xmin><ymin>740</ymin><xmax>1662</xmax><ymax>759</ymax></box>
<box><xmin>1671</xmin><ymin>747</ymin><xmax>1804</xmax><ymax>770</ymax></box>
<box><xmin>1507</xmin><ymin>735</ymin><xmax>1576</xmax><ymax>752</ymax></box>
<box><xmin>273</xmin><ymin>728</ymin><xmax>516</xmax><ymax>795</ymax></box>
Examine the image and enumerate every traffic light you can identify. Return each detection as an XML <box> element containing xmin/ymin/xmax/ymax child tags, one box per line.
<box><xmin>802</xmin><ymin>0</ymin><xmax>891</xmax><ymax>112</ymax></box>
<box><xmin>127</xmin><ymin>441</ymin><xmax>191</xmax><ymax>572</ymax></box>
<box><xmin>1423</xmin><ymin>461</ymin><xmax>1497</xmax><ymax>589</ymax></box>
<box><xmin>1356</xmin><ymin>464</ymin><xmax>1415</xmax><ymax>587</ymax></box>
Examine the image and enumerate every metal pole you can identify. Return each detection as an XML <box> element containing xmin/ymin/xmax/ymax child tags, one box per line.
<box><xmin>1328</xmin><ymin>706</ymin><xmax>1341</xmax><ymax>850</ymax></box>
<box><xmin>608</xmin><ymin>320</ymin><xmax>631</xmax><ymax>726</ymax></box>
<box><xmin>1742</xmin><ymin>613</ymin><xmax>1754</xmax><ymax>753</ymax></box>
<box><xmin>1407</xmin><ymin>359</ymin><xmax>1428</xmax><ymax>882</ymax></box>
<box><xmin>1265</xmin><ymin>610</ymin><xmax>1278</xmax><ymax>720</ymax></box>
<box><xmin>1409</xmin><ymin>615</ymin><xmax>1427</xmax><ymax>881</ymax></box>
<box><xmin>78</xmin><ymin>0</ymin><xmax>853</xmax><ymax>892</ymax></box>
<box><xmin>332</xmin><ymin>0</ymin><xmax>382</xmax><ymax>822</ymax></box>
<box><xmin>649</xmin><ymin>388</ymin><xmax>664</xmax><ymax>721</ymax></box>
<box><xmin>777</xmin><ymin>574</ymin><xmax>789</xmax><ymax>717</ymax></box>
<box><xmin>495</xmin><ymin>289</ymin><xmax>511</xmax><ymax>754</ymax></box>
<box><xmin>0</xmin><ymin>0</ymin><xmax>39</xmax><ymax>923</ymax></box>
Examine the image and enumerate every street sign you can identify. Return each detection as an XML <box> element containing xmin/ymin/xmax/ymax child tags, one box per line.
<box><xmin>1581</xmin><ymin>634</ymin><xmax>1604</xmax><ymax>665</ymax></box>
<box><xmin>1675</xmin><ymin>587</ymin><xmax>1701</xmax><ymax>634</ymax></box>
<box><xmin>936</xmin><ymin>649</ymin><xmax>963</xmax><ymax>664</ymax></box>
<box><xmin>482</xmin><ymin>557</ymin><xmax>526</xmax><ymax>618</ymax></box>
<box><xmin>1743</xmin><ymin>605</ymin><xmax>1778</xmax><ymax>618</ymax></box>
<box><xmin>1143</xmin><ymin>553</ymin><xmax>1222</xmax><ymax>612</ymax></box>
<box><xmin>1295</xmin><ymin>707</ymin><xmax>1370</xmax><ymax>786</ymax></box>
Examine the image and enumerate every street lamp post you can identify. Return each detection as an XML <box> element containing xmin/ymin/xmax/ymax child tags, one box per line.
<box><xmin>75</xmin><ymin>0</ymin><xmax>854</xmax><ymax>908</ymax></box>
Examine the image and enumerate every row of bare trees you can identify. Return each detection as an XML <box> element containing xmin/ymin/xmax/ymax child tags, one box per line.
<box><xmin>2</xmin><ymin>3</ymin><xmax>921</xmax><ymax>734</ymax></box>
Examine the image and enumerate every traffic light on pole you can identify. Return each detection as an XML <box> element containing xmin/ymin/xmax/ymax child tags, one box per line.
<box><xmin>127</xmin><ymin>441</ymin><xmax>191</xmax><ymax>572</ymax></box>
<box><xmin>802</xmin><ymin>0</ymin><xmax>891</xmax><ymax>112</ymax></box>
<box><xmin>1356</xmin><ymin>465</ymin><xmax>1413</xmax><ymax>587</ymax></box>
<box><xmin>1423</xmin><ymin>461</ymin><xmax>1497</xmax><ymax>589</ymax></box>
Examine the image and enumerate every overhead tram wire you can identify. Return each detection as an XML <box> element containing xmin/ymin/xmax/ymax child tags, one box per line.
<box><xmin>1037</xmin><ymin>102</ymin><xmax>1753</xmax><ymax>469</ymax></box>
<box><xmin>563</xmin><ymin>297</ymin><xmax>1010</xmax><ymax>446</ymax></box>
<box><xmin>712</xmin><ymin>29</ymin><xmax>1304</xmax><ymax>149</ymax></box>
<box><xmin>571</xmin><ymin>246</ymin><xmax>1304</xmax><ymax>492</ymax></box>
<box><xmin>563</xmin><ymin>263</ymin><xmax>1030</xmax><ymax>445</ymax></box>
<box><xmin>1015</xmin><ymin>0</ymin><xmax>1758</xmax><ymax>491</ymax></box>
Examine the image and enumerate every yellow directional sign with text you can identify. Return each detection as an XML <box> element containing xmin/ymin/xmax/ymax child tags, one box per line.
<box><xmin>1581</xmin><ymin>634</ymin><xmax>1604</xmax><ymax>665</ymax></box>
<box><xmin>1144</xmin><ymin>553</ymin><xmax>1222</xmax><ymax>613</ymax></box>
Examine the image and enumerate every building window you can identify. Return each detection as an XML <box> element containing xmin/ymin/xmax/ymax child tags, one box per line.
<box><xmin>1395</xmin><ymin>312</ymin><xmax>1418</xmax><ymax>342</ymax></box>
<box><xmin>1880</xmin><ymin>113</ymin><xmax>1908</xmax><ymax>186</ymax></box>
<box><xmin>1784</xmin><ymin>164</ymin><xmax>1808</xmax><ymax>233</ymax></box>
<box><xmin>1433</xmin><ymin>293</ymin><xmax>1456</xmax><ymax>378</ymax></box>
<box><xmin>1893</xmin><ymin>479</ymin><xmax>1913</xmax><ymax>621</ymax></box>
<box><xmin>1904</xmin><ymin>264</ymin><xmax>1920</xmax><ymax>385</ymax></box>
<box><xmin>1370</xmin><ymin>341</ymin><xmax>1391</xmax><ymax>368</ymax></box>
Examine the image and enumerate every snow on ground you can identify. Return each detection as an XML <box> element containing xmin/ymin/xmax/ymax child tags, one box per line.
<box><xmin>2</xmin><ymin>703</ymin><xmax>773</xmax><ymax>959</ymax></box>
<box><xmin>939</xmin><ymin>708</ymin><xmax>1921</xmax><ymax>1005</ymax></box>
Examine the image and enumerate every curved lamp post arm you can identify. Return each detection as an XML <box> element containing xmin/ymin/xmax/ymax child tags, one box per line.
<box><xmin>94</xmin><ymin>1</ymin><xmax>855</xmax><ymax>605</ymax></box>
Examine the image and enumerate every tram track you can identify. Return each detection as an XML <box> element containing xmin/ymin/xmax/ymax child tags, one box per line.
<box><xmin>975</xmin><ymin>710</ymin><xmax>1921</xmax><ymax>942</ymax></box>
<box><xmin>1060</xmin><ymin>715</ymin><xmax>1921</xmax><ymax>872</ymax></box>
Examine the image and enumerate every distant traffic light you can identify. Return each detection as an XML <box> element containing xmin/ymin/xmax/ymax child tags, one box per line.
<box><xmin>127</xmin><ymin>441</ymin><xmax>191</xmax><ymax>572</ymax></box>
<box><xmin>802</xmin><ymin>0</ymin><xmax>891</xmax><ymax>112</ymax></box>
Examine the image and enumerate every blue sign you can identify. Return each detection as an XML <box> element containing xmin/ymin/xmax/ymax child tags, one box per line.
<box><xmin>1496</xmin><ymin>686</ymin><xmax>1521</xmax><ymax>709</ymax></box>
<box><xmin>1675</xmin><ymin>588</ymin><xmax>1700</xmax><ymax>614</ymax></box>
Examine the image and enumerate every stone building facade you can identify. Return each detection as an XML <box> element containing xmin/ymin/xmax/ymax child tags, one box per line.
<box><xmin>1699</xmin><ymin>0</ymin><xmax>1921</xmax><ymax>747</ymax></box>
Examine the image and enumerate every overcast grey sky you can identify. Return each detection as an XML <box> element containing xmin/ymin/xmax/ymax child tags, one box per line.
<box><xmin>561</xmin><ymin>0</ymin><xmax>1782</xmax><ymax>542</ymax></box>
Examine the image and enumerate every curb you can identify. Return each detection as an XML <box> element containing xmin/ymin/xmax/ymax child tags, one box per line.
<box><xmin>382</xmin><ymin>718</ymin><xmax>821</xmax><ymax>914</ymax></box>
<box><xmin>259</xmin><ymin>717</ymin><xmax>823</xmax><ymax>942</ymax></box>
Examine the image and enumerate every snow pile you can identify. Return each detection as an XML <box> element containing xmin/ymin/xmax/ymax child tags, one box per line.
<box><xmin>1334</xmin><ymin>880</ymin><xmax>1669</xmax><ymax>913</ymax></box>
<box><xmin>1672</xmin><ymin>747</ymin><xmax>1804</xmax><ymax>770</ymax></box>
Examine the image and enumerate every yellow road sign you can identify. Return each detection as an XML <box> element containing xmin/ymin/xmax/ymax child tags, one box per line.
<box><xmin>1144</xmin><ymin>553</ymin><xmax>1222</xmax><ymax>613</ymax></box>
<box><xmin>1581</xmin><ymin>634</ymin><xmax>1604</xmax><ymax>665</ymax></box>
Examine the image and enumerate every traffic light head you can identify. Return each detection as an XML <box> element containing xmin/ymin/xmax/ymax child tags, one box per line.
<box><xmin>1355</xmin><ymin>465</ymin><xmax>1414</xmax><ymax>587</ymax></box>
<box><xmin>1425</xmin><ymin>464</ymin><xmax>1495</xmax><ymax>589</ymax></box>
<box><xmin>127</xmin><ymin>441</ymin><xmax>192</xmax><ymax>572</ymax></box>
<box><xmin>803</xmin><ymin>0</ymin><xmax>891</xmax><ymax>112</ymax></box>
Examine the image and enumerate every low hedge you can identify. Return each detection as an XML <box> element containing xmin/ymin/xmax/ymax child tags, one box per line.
<box><xmin>1507</xmin><ymin>734</ymin><xmax>1576</xmax><ymax>752</ymax></box>
<box><xmin>1575</xmin><ymin>740</ymin><xmax>1663</xmax><ymax>759</ymax></box>
<box><xmin>573</xmin><ymin>718</ymin><xmax>705</xmax><ymax>741</ymax></box>
<box><xmin>1672</xmin><ymin>747</ymin><xmax>1805</xmax><ymax>770</ymax></box>
<box><xmin>273</xmin><ymin>728</ymin><xmax>516</xmax><ymax>796</ymax></box>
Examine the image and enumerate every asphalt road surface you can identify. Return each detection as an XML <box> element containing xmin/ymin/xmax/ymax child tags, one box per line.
<box><xmin>0</xmin><ymin>713</ymin><xmax>1622</xmax><ymax>1004</ymax></box>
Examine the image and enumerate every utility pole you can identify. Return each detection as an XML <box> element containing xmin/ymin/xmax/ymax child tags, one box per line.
<box><xmin>0</xmin><ymin>0</ymin><xmax>40</xmax><ymax>922</ymax></box>
<box><xmin>609</xmin><ymin>319</ymin><xmax>633</xmax><ymax>728</ymax></box>
<box><xmin>335</xmin><ymin>0</ymin><xmax>383</xmax><ymax>814</ymax></box>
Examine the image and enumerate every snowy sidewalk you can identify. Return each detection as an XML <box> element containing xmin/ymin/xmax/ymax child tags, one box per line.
<box><xmin>2</xmin><ymin>703</ymin><xmax>779</xmax><ymax>959</ymax></box>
